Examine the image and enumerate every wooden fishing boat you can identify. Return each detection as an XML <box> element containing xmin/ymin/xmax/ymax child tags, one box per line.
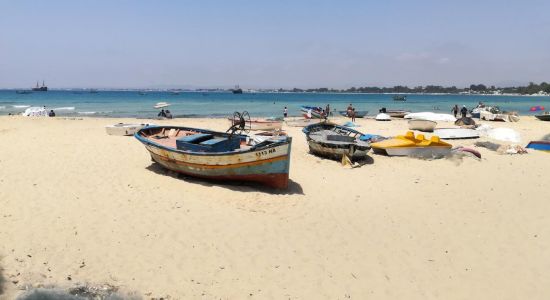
<box><xmin>228</xmin><ymin>117</ymin><xmax>283</xmax><ymax>131</ymax></box>
<box><xmin>300</xmin><ymin>106</ymin><xmax>324</xmax><ymax>119</ymax></box>
<box><xmin>302</xmin><ymin>123</ymin><xmax>371</xmax><ymax>161</ymax></box>
<box><xmin>379</xmin><ymin>108</ymin><xmax>410</xmax><ymax>118</ymax></box>
<box><xmin>106</xmin><ymin>123</ymin><xmax>148</xmax><ymax>136</ymax></box>
<box><xmin>433</xmin><ymin>128</ymin><xmax>479</xmax><ymax>139</ymax></box>
<box><xmin>408</xmin><ymin>119</ymin><xmax>437</xmax><ymax>132</ymax></box>
<box><xmin>135</xmin><ymin>125</ymin><xmax>292</xmax><ymax>189</ymax></box>
<box><xmin>393</xmin><ymin>95</ymin><xmax>407</xmax><ymax>101</ymax></box>
<box><xmin>526</xmin><ymin>140</ymin><xmax>550</xmax><ymax>152</ymax></box>
<box><xmin>535</xmin><ymin>113</ymin><xmax>550</xmax><ymax>121</ymax></box>
<box><xmin>371</xmin><ymin>131</ymin><xmax>452</xmax><ymax>157</ymax></box>
<box><xmin>338</xmin><ymin>110</ymin><xmax>368</xmax><ymax>118</ymax></box>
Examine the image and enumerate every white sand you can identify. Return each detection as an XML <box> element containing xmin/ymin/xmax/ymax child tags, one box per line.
<box><xmin>1</xmin><ymin>116</ymin><xmax>550</xmax><ymax>299</ymax></box>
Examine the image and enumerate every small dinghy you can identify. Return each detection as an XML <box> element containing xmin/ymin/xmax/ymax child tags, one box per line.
<box><xmin>300</xmin><ymin>106</ymin><xmax>325</xmax><ymax>119</ymax></box>
<box><xmin>106</xmin><ymin>123</ymin><xmax>148</xmax><ymax>136</ymax></box>
<box><xmin>135</xmin><ymin>112</ymin><xmax>292</xmax><ymax>189</ymax></box>
<box><xmin>375</xmin><ymin>113</ymin><xmax>391</xmax><ymax>121</ymax></box>
<box><xmin>338</xmin><ymin>110</ymin><xmax>368</xmax><ymax>118</ymax></box>
<box><xmin>535</xmin><ymin>112</ymin><xmax>550</xmax><ymax>121</ymax></box>
<box><xmin>408</xmin><ymin>119</ymin><xmax>437</xmax><ymax>132</ymax></box>
<box><xmin>379</xmin><ymin>108</ymin><xmax>410</xmax><ymax>118</ymax></box>
<box><xmin>526</xmin><ymin>141</ymin><xmax>550</xmax><ymax>152</ymax></box>
<box><xmin>433</xmin><ymin>128</ymin><xmax>479</xmax><ymax>139</ymax></box>
<box><xmin>302</xmin><ymin>123</ymin><xmax>371</xmax><ymax>161</ymax></box>
<box><xmin>371</xmin><ymin>131</ymin><xmax>452</xmax><ymax>157</ymax></box>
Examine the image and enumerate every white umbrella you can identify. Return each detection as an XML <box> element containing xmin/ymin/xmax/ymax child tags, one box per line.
<box><xmin>154</xmin><ymin>102</ymin><xmax>170</xmax><ymax>109</ymax></box>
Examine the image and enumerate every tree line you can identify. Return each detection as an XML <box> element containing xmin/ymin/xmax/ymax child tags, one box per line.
<box><xmin>278</xmin><ymin>82</ymin><xmax>550</xmax><ymax>95</ymax></box>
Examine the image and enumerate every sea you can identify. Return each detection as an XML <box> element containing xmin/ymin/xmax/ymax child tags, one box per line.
<box><xmin>1</xmin><ymin>90</ymin><xmax>549</xmax><ymax>118</ymax></box>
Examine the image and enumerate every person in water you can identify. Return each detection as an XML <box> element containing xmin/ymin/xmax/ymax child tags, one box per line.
<box><xmin>451</xmin><ymin>105</ymin><xmax>459</xmax><ymax>118</ymax></box>
<box><xmin>158</xmin><ymin>109</ymin><xmax>166</xmax><ymax>118</ymax></box>
<box><xmin>460</xmin><ymin>105</ymin><xmax>468</xmax><ymax>118</ymax></box>
<box><xmin>48</xmin><ymin>110</ymin><xmax>55</xmax><ymax>117</ymax></box>
<box><xmin>283</xmin><ymin>106</ymin><xmax>288</xmax><ymax>118</ymax></box>
<box><xmin>164</xmin><ymin>110</ymin><xmax>173</xmax><ymax>119</ymax></box>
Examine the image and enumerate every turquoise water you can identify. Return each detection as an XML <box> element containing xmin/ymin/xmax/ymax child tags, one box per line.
<box><xmin>1</xmin><ymin>90</ymin><xmax>549</xmax><ymax>118</ymax></box>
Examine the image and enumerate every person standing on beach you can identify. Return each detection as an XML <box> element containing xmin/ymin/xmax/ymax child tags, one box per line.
<box><xmin>452</xmin><ymin>105</ymin><xmax>459</xmax><ymax>118</ymax></box>
<box><xmin>460</xmin><ymin>105</ymin><xmax>468</xmax><ymax>118</ymax></box>
<box><xmin>283</xmin><ymin>106</ymin><xmax>288</xmax><ymax>118</ymax></box>
<box><xmin>347</xmin><ymin>103</ymin><xmax>353</xmax><ymax>118</ymax></box>
<box><xmin>351</xmin><ymin>108</ymin><xmax>356</xmax><ymax>122</ymax></box>
<box><xmin>325</xmin><ymin>104</ymin><xmax>330</xmax><ymax>118</ymax></box>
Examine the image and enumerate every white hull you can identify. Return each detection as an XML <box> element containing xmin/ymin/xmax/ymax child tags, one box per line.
<box><xmin>106</xmin><ymin>123</ymin><xmax>147</xmax><ymax>136</ymax></box>
<box><xmin>408</xmin><ymin>119</ymin><xmax>437</xmax><ymax>132</ymax></box>
<box><xmin>434</xmin><ymin>128</ymin><xmax>479</xmax><ymax>139</ymax></box>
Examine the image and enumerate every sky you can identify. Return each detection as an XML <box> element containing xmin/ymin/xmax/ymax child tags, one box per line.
<box><xmin>1</xmin><ymin>0</ymin><xmax>549</xmax><ymax>89</ymax></box>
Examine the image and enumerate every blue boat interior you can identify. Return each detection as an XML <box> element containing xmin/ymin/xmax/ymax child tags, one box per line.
<box><xmin>176</xmin><ymin>133</ymin><xmax>242</xmax><ymax>152</ymax></box>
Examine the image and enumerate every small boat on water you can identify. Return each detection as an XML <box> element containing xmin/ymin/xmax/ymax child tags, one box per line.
<box><xmin>300</xmin><ymin>106</ymin><xmax>324</xmax><ymax>119</ymax></box>
<box><xmin>408</xmin><ymin>119</ymin><xmax>437</xmax><ymax>132</ymax></box>
<box><xmin>232</xmin><ymin>85</ymin><xmax>243</xmax><ymax>94</ymax></box>
<box><xmin>16</xmin><ymin>90</ymin><xmax>32</xmax><ymax>94</ymax></box>
<box><xmin>338</xmin><ymin>110</ymin><xmax>368</xmax><ymax>118</ymax></box>
<box><xmin>371</xmin><ymin>131</ymin><xmax>452</xmax><ymax>157</ymax></box>
<box><xmin>135</xmin><ymin>124</ymin><xmax>292</xmax><ymax>189</ymax></box>
<box><xmin>535</xmin><ymin>112</ymin><xmax>550</xmax><ymax>121</ymax></box>
<box><xmin>302</xmin><ymin>122</ymin><xmax>371</xmax><ymax>161</ymax></box>
<box><xmin>106</xmin><ymin>123</ymin><xmax>149</xmax><ymax>136</ymax></box>
<box><xmin>526</xmin><ymin>140</ymin><xmax>550</xmax><ymax>152</ymax></box>
<box><xmin>433</xmin><ymin>128</ymin><xmax>479</xmax><ymax>139</ymax></box>
<box><xmin>228</xmin><ymin>117</ymin><xmax>283</xmax><ymax>131</ymax></box>
<box><xmin>393</xmin><ymin>95</ymin><xmax>407</xmax><ymax>101</ymax></box>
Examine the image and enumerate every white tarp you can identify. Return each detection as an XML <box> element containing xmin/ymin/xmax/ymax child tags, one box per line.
<box><xmin>404</xmin><ymin>112</ymin><xmax>456</xmax><ymax>122</ymax></box>
<box><xmin>476</xmin><ymin>124</ymin><xmax>521</xmax><ymax>143</ymax></box>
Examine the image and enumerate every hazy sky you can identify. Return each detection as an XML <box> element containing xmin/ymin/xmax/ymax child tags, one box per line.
<box><xmin>1</xmin><ymin>0</ymin><xmax>549</xmax><ymax>89</ymax></box>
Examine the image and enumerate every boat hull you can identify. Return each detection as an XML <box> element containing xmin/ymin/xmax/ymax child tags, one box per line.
<box><xmin>307</xmin><ymin>141</ymin><xmax>368</xmax><ymax>160</ymax></box>
<box><xmin>433</xmin><ymin>128</ymin><xmax>479</xmax><ymax>139</ymax></box>
<box><xmin>408</xmin><ymin>120</ymin><xmax>437</xmax><ymax>132</ymax></box>
<box><xmin>136</xmin><ymin>128</ymin><xmax>292</xmax><ymax>189</ymax></box>
<box><xmin>535</xmin><ymin>115</ymin><xmax>550</xmax><ymax>121</ymax></box>
<box><xmin>338</xmin><ymin>110</ymin><xmax>368</xmax><ymax>118</ymax></box>
<box><xmin>526</xmin><ymin>141</ymin><xmax>550</xmax><ymax>152</ymax></box>
<box><xmin>375</xmin><ymin>147</ymin><xmax>451</xmax><ymax>157</ymax></box>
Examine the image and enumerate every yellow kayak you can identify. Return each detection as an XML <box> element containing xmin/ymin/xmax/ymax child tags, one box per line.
<box><xmin>371</xmin><ymin>131</ymin><xmax>452</xmax><ymax>157</ymax></box>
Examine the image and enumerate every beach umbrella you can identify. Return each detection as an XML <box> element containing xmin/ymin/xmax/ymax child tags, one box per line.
<box><xmin>154</xmin><ymin>102</ymin><xmax>170</xmax><ymax>109</ymax></box>
<box><xmin>530</xmin><ymin>105</ymin><xmax>544</xmax><ymax>111</ymax></box>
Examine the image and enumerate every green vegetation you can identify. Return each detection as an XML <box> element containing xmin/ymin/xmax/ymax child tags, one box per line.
<box><xmin>277</xmin><ymin>82</ymin><xmax>550</xmax><ymax>95</ymax></box>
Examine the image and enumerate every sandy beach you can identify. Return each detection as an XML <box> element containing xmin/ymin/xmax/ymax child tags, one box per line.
<box><xmin>1</xmin><ymin>115</ymin><xmax>550</xmax><ymax>299</ymax></box>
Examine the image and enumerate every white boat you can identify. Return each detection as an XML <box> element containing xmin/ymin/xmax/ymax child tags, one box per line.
<box><xmin>106</xmin><ymin>123</ymin><xmax>149</xmax><ymax>136</ymax></box>
<box><xmin>404</xmin><ymin>112</ymin><xmax>456</xmax><ymax>122</ymax></box>
<box><xmin>408</xmin><ymin>119</ymin><xmax>437</xmax><ymax>132</ymax></box>
<box><xmin>433</xmin><ymin>128</ymin><xmax>480</xmax><ymax>139</ymax></box>
<box><xmin>375</xmin><ymin>113</ymin><xmax>391</xmax><ymax>121</ymax></box>
<box><xmin>154</xmin><ymin>102</ymin><xmax>170</xmax><ymax>109</ymax></box>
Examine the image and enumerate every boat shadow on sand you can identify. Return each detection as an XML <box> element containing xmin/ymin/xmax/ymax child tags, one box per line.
<box><xmin>146</xmin><ymin>163</ymin><xmax>304</xmax><ymax>195</ymax></box>
<box><xmin>0</xmin><ymin>263</ymin><xmax>5</xmax><ymax>297</ymax></box>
